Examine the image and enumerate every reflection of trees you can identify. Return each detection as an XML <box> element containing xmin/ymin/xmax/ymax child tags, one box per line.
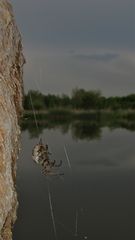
<box><xmin>71</xmin><ymin>121</ymin><xmax>101</xmax><ymax>141</ymax></box>
<box><xmin>22</xmin><ymin>121</ymin><xmax>43</xmax><ymax>138</ymax></box>
<box><xmin>21</xmin><ymin>112</ymin><xmax>135</xmax><ymax>140</ymax></box>
<box><xmin>117</xmin><ymin>120</ymin><xmax>135</xmax><ymax>131</ymax></box>
<box><xmin>21</xmin><ymin>119</ymin><xmax>101</xmax><ymax>141</ymax></box>
<box><xmin>21</xmin><ymin>120</ymin><xmax>71</xmax><ymax>139</ymax></box>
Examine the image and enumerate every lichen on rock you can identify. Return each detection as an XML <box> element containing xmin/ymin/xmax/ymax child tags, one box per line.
<box><xmin>0</xmin><ymin>0</ymin><xmax>24</xmax><ymax>239</ymax></box>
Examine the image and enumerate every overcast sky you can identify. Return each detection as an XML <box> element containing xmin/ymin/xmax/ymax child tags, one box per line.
<box><xmin>11</xmin><ymin>0</ymin><xmax>135</xmax><ymax>96</ymax></box>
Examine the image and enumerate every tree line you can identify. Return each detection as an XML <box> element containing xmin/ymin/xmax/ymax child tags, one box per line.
<box><xmin>24</xmin><ymin>88</ymin><xmax>135</xmax><ymax>110</ymax></box>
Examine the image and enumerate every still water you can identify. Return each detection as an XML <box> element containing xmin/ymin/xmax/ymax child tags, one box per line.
<box><xmin>13</xmin><ymin>125</ymin><xmax>135</xmax><ymax>240</ymax></box>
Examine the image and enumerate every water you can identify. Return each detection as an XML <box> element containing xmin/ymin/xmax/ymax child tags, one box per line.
<box><xmin>13</xmin><ymin>125</ymin><xmax>135</xmax><ymax>240</ymax></box>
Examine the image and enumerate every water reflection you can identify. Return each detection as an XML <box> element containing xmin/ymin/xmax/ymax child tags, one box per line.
<box><xmin>13</xmin><ymin>119</ymin><xmax>135</xmax><ymax>240</ymax></box>
<box><xmin>22</xmin><ymin>111</ymin><xmax>135</xmax><ymax>140</ymax></box>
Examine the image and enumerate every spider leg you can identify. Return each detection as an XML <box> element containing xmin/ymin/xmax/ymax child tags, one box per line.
<box><xmin>54</xmin><ymin>160</ymin><xmax>62</xmax><ymax>167</ymax></box>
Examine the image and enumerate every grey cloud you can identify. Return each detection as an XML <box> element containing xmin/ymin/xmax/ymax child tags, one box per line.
<box><xmin>74</xmin><ymin>53</ymin><xmax>119</xmax><ymax>62</ymax></box>
<box><xmin>11</xmin><ymin>0</ymin><xmax>135</xmax><ymax>49</ymax></box>
<box><xmin>23</xmin><ymin>48</ymin><xmax>135</xmax><ymax>96</ymax></box>
<box><xmin>11</xmin><ymin>0</ymin><xmax>135</xmax><ymax>96</ymax></box>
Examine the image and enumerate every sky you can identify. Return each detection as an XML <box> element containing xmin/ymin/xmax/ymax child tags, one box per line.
<box><xmin>11</xmin><ymin>0</ymin><xmax>135</xmax><ymax>96</ymax></box>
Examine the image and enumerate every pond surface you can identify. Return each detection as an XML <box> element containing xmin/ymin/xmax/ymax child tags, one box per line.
<box><xmin>13</xmin><ymin>124</ymin><xmax>135</xmax><ymax>240</ymax></box>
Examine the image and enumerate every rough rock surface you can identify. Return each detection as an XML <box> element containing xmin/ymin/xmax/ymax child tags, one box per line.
<box><xmin>0</xmin><ymin>0</ymin><xmax>24</xmax><ymax>239</ymax></box>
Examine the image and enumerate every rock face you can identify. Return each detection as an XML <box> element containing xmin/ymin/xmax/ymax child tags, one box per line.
<box><xmin>0</xmin><ymin>0</ymin><xmax>24</xmax><ymax>239</ymax></box>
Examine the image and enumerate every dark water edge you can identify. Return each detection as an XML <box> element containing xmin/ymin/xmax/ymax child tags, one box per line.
<box><xmin>13</xmin><ymin>125</ymin><xmax>135</xmax><ymax>240</ymax></box>
<box><xmin>22</xmin><ymin>110</ymin><xmax>135</xmax><ymax>140</ymax></box>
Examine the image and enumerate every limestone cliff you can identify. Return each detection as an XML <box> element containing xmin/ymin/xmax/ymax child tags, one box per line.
<box><xmin>0</xmin><ymin>0</ymin><xmax>24</xmax><ymax>239</ymax></box>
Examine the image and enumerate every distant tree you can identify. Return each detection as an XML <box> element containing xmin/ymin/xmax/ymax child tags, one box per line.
<box><xmin>24</xmin><ymin>90</ymin><xmax>45</xmax><ymax>110</ymax></box>
<box><xmin>60</xmin><ymin>94</ymin><xmax>71</xmax><ymax>107</ymax></box>
<box><xmin>71</xmin><ymin>88</ymin><xmax>101</xmax><ymax>109</ymax></box>
<box><xmin>71</xmin><ymin>88</ymin><xmax>85</xmax><ymax>109</ymax></box>
<box><xmin>44</xmin><ymin>94</ymin><xmax>62</xmax><ymax>108</ymax></box>
<box><xmin>23</xmin><ymin>88</ymin><xmax>135</xmax><ymax>111</ymax></box>
<box><xmin>98</xmin><ymin>96</ymin><xmax>107</xmax><ymax>109</ymax></box>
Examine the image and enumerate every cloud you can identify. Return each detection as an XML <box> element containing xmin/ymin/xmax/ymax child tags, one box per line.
<box><xmin>23</xmin><ymin>46</ymin><xmax>135</xmax><ymax>96</ymax></box>
<box><xmin>74</xmin><ymin>53</ymin><xmax>119</xmax><ymax>62</ymax></box>
<box><xmin>11</xmin><ymin>0</ymin><xmax>134</xmax><ymax>49</ymax></box>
